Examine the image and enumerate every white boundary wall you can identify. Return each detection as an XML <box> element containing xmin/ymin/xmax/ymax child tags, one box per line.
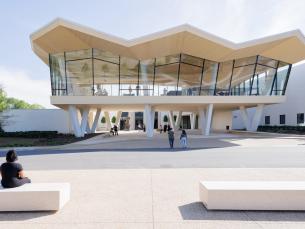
<box><xmin>232</xmin><ymin>64</ymin><xmax>305</xmax><ymax>129</ymax></box>
<box><xmin>1</xmin><ymin>109</ymin><xmax>72</xmax><ymax>133</ymax></box>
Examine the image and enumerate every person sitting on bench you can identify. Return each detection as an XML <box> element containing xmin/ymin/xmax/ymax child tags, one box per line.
<box><xmin>1</xmin><ymin>150</ymin><xmax>31</xmax><ymax>188</ymax></box>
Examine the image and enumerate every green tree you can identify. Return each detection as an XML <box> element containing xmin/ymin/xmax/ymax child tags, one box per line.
<box><xmin>0</xmin><ymin>85</ymin><xmax>44</xmax><ymax>112</ymax></box>
<box><xmin>101</xmin><ymin>116</ymin><xmax>106</xmax><ymax>124</ymax></box>
<box><xmin>111</xmin><ymin>116</ymin><xmax>116</xmax><ymax>124</ymax></box>
<box><xmin>0</xmin><ymin>86</ymin><xmax>8</xmax><ymax>112</ymax></box>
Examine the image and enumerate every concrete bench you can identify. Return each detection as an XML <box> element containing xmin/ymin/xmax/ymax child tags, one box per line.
<box><xmin>0</xmin><ymin>183</ymin><xmax>70</xmax><ymax>211</ymax></box>
<box><xmin>199</xmin><ymin>181</ymin><xmax>305</xmax><ymax>211</ymax></box>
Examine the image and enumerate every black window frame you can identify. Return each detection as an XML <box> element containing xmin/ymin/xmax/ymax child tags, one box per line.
<box><xmin>279</xmin><ymin>114</ymin><xmax>286</xmax><ymax>125</ymax></box>
<box><xmin>265</xmin><ymin>116</ymin><xmax>270</xmax><ymax>125</ymax></box>
<box><xmin>297</xmin><ymin>113</ymin><xmax>304</xmax><ymax>124</ymax></box>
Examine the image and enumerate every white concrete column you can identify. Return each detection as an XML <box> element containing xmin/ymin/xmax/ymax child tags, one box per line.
<box><xmin>80</xmin><ymin>108</ymin><xmax>89</xmax><ymax>137</ymax></box>
<box><xmin>144</xmin><ymin>105</ymin><xmax>154</xmax><ymax>137</ymax></box>
<box><xmin>116</xmin><ymin>111</ymin><xmax>122</xmax><ymax>129</ymax></box>
<box><xmin>157</xmin><ymin>111</ymin><xmax>162</xmax><ymax>129</ymax></box>
<box><xmin>168</xmin><ymin>111</ymin><xmax>175</xmax><ymax>131</ymax></box>
<box><xmin>151</xmin><ymin>110</ymin><xmax>155</xmax><ymax>130</ymax></box>
<box><xmin>251</xmin><ymin>104</ymin><xmax>264</xmax><ymax>131</ymax></box>
<box><xmin>90</xmin><ymin>108</ymin><xmax>101</xmax><ymax>133</ymax></box>
<box><xmin>175</xmin><ymin>111</ymin><xmax>182</xmax><ymax>130</ymax></box>
<box><xmin>129</xmin><ymin>112</ymin><xmax>135</xmax><ymax>130</ymax></box>
<box><xmin>239</xmin><ymin>106</ymin><xmax>251</xmax><ymax>131</ymax></box>
<box><xmin>190</xmin><ymin>113</ymin><xmax>196</xmax><ymax>130</ymax></box>
<box><xmin>198</xmin><ymin>108</ymin><xmax>205</xmax><ymax>135</ymax></box>
<box><xmin>68</xmin><ymin>105</ymin><xmax>82</xmax><ymax>137</ymax></box>
<box><xmin>104</xmin><ymin>111</ymin><xmax>112</xmax><ymax>130</ymax></box>
<box><xmin>204</xmin><ymin>104</ymin><xmax>214</xmax><ymax>136</ymax></box>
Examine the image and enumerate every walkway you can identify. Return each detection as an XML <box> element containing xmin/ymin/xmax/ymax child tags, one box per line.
<box><xmin>2</xmin><ymin>168</ymin><xmax>305</xmax><ymax>229</ymax></box>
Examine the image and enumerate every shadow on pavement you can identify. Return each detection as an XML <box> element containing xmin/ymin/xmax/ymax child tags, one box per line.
<box><xmin>0</xmin><ymin>211</ymin><xmax>56</xmax><ymax>221</ymax></box>
<box><xmin>179</xmin><ymin>202</ymin><xmax>305</xmax><ymax>222</ymax></box>
<box><xmin>0</xmin><ymin>139</ymin><xmax>239</xmax><ymax>156</ymax></box>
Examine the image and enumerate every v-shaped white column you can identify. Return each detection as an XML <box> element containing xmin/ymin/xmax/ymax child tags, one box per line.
<box><xmin>115</xmin><ymin>111</ymin><xmax>122</xmax><ymax>129</ymax></box>
<box><xmin>175</xmin><ymin>111</ymin><xmax>182</xmax><ymax>130</ymax></box>
<box><xmin>89</xmin><ymin>108</ymin><xmax>101</xmax><ymax>133</ymax></box>
<box><xmin>68</xmin><ymin>105</ymin><xmax>82</xmax><ymax>137</ymax></box>
<box><xmin>104</xmin><ymin>111</ymin><xmax>112</xmax><ymax>130</ymax></box>
<box><xmin>239</xmin><ymin>104</ymin><xmax>264</xmax><ymax>131</ymax></box>
<box><xmin>198</xmin><ymin>104</ymin><xmax>214</xmax><ymax>136</ymax></box>
<box><xmin>168</xmin><ymin>111</ymin><xmax>176</xmax><ymax>131</ymax></box>
<box><xmin>80</xmin><ymin>108</ymin><xmax>90</xmax><ymax>137</ymax></box>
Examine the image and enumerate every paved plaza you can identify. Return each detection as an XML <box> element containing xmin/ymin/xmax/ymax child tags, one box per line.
<box><xmin>1</xmin><ymin>131</ymin><xmax>305</xmax><ymax>228</ymax></box>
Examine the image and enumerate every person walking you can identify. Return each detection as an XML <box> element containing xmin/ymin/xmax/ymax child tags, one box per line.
<box><xmin>168</xmin><ymin>128</ymin><xmax>175</xmax><ymax>149</ymax></box>
<box><xmin>180</xmin><ymin>129</ymin><xmax>187</xmax><ymax>149</ymax></box>
<box><xmin>113</xmin><ymin>125</ymin><xmax>118</xmax><ymax>136</ymax></box>
<box><xmin>159</xmin><ymin>124</ymin><xmax>163</xmax><ymax>134</ymax></box>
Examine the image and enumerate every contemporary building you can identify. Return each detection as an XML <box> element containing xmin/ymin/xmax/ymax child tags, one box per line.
<box><xmin>232</xmin><ymin>63</ymin><xmax>305</xmax><ymax>129</ymax></box>
<box><xmin>30</xmin><ymin>18</ymin><xmax>305</xmax><ymax>137</ymax></box>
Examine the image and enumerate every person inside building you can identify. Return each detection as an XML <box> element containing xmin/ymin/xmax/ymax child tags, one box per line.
<box><xmin>180</xmin><ymin>129</ymin><xmax>188</xmax><ymax>149</ymax></box>
<box><xmin>167</xmin><ymin>128</ymin><xmax>175</xmax><ymax>149</ymax></box>
<box><xmin>1</xmin><ymin>150</ymin><xmax>31</xmax><ymax>188</ymax></box>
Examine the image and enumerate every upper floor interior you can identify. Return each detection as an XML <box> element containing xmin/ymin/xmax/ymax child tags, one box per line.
<box><xmin>50</xmin><ymin>49</ymin><xmax>291</xmax><ymax>97</ymax></box>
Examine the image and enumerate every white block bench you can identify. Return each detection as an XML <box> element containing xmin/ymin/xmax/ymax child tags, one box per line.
<box><xmin>0</xmin><ymin>183</ymin><xmax>70</xmax><ymax>211</ymax></box>
<box><xmin>199</xmin><ymin>181</ymin><xmax>305</xmax><ymax>211</ymax></box>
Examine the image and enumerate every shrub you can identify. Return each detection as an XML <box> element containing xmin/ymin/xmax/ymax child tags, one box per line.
<box><xmin>111</xmin><ymin>116</ymin><xmax>116</xmax><ymax>124</ymax></box>
<box><xmin>257</xmin><ymin>125</ymin><xmax>305</xmax><ymax>134</ymax></box>
<box><xmin>0</xmin><ymin>131</ymin><xmax>58</xmax><ymax>138</ymax></box>
<box><xmin>101</xmin><ymin>116</ymin><xmax>106</xmax><ymax>124</ymax></box>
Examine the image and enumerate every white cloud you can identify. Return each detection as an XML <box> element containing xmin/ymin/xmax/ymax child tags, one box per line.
<box><xmin>0</xmin><ymin>66</ymin><xmax>53</xmax><ymax>108</ymax></box>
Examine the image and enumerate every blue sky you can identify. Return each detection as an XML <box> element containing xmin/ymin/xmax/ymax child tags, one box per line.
<box><xmin>0</xmin><ymin>0</ymin><xmax>305</xmax><ymax>108</ymax></box>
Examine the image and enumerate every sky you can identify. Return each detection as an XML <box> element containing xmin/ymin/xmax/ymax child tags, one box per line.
<box><xmin>0</xmin><ymin>0</ymin><xmax>305</xmax><ymax>108</ymax></box>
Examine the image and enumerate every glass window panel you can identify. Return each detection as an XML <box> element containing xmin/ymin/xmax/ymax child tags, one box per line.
<box><xmin>93</xmin><ymin>49</ymin><xmax>119</xmax><ymax>64</ymax></box>
<box><xmin>178</xmin><ymin>63</ymin><xmax>202</xmax><ymax>96</ymax></box>
<box><xmin>93</xmin><ymin>59</ymin><xmax>119</xmax><ymax>96</ymax></box>
<box><xmin>50</xmin><ymin>53</ymin><xmax>66</xmax><ymax>95</ymax></box>
<box><xmin>273</xmin><ymin>63</ymin><xmax>290</xmax><ymax>95</ymax></box>
<box><xmin>244</xmin><ymin>79</ymin><xmax>251</xmax><ymax>95</ymax></box>
<box><xmin>258</xmin><ymin>56</ymin><xmax>278</xmax><ymax>68</ymax></box>
<box><xmin>215</xmin><ymin>60</ymin><xmax>233</xmax><ymax>95</ymax></box>
<box><xmin>65</xmin><ymin>49</ymin><xmax>92</xmax><ymax>61</ymax></box>
<box><xmin>66</xmin><ymin>59</ymin><xmax>93</xmax><ymax>96</ymax></box>
<box><xmin>280</xmin><ymin>114</ymin><xmax>285</xmax><ymax>125</ymax></box>
<box><xmin>139</xmin><ymin>59</ymin><xmax>154</xmax><ymax>96</ymax></box>
<box><xmin>181</xmin><ymin>54</ymin><xmax>203</xmax><ymax>67</ymax></box>
<box><xmin>155</xmin><ymin>54</ymin><xmax>179</xmax><ymax>66</ymax></box>
<box><xmin>255</xmin><ymin>65</ymin><xmax>276</xmax><ymax>95</ymax></box>
<box><xmin>234</xmin><ymin>56</ymin><xmax>256</xmax><ymax>67</ymax></box>
<box><xmin>230</xmin><ymin>65</ymin><xmax>255</xmax><ymax>96</ymax></box>
<box><xmin>120</xmin><ymin>57</ymin><xmax>139</xmax><ymax>96</ymax></box>
<box><xmin>154</xmin><ymin>63</ymin><xmax>178</xmax><ymax>96</ymax></box>
<box><xmin>200</xmin><ymin>61</ymin><xmax>218</xmax><ymax>95</ymax></box>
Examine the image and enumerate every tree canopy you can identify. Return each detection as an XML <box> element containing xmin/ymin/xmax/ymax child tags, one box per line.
<box><xmin>0</xmin><ymin>86</ymin><xmax>44</xmax><ymax>112</ymax></box>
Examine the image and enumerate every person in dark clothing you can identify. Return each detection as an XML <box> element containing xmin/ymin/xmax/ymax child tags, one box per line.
<box><xmin>1</xmin><ymin>150</ymin><xmax>31</xmax><ymax>188</ymax></box>
<box><xmin>113</xmin><ymin>125</ymin><xmax>118</xmax><ymax>136</ymax></box>
<box><xmin>167</xmin><ymin>128</ymin><xmax>175</xmax><ymax>149</ymax></box>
